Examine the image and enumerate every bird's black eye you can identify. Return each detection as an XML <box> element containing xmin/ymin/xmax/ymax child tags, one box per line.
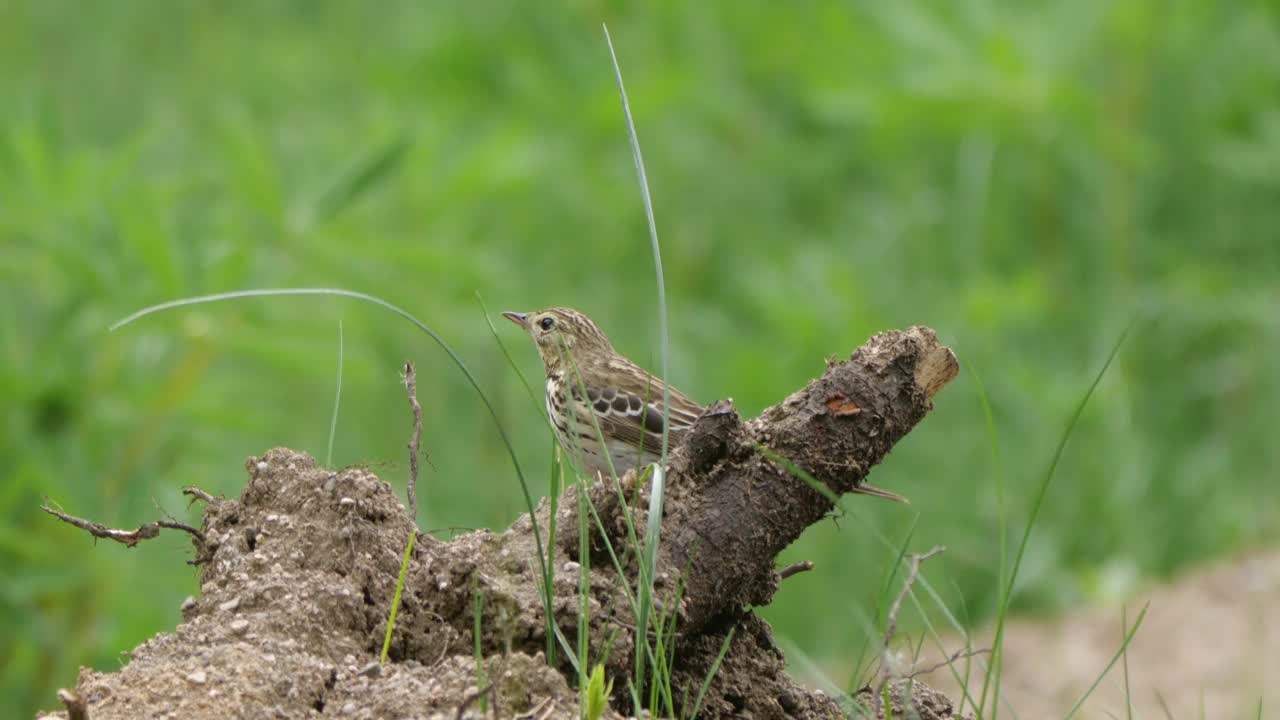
<box><xmin>539</xmin><ymin>316</ymin><xmax>555</xmax><ymax>331</ymax></box>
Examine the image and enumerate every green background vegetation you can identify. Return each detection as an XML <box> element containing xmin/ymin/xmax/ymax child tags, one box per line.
<box><xmin>3</xmin><ymin>1</ymin><xmax>1278</xmax><ymax>716</ymax></box>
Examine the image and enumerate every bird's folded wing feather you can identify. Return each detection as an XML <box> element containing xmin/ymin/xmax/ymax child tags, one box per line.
<box><xmin>571</xmin><ymin>381</ymin><xmax>703</xmax><ymax>449</ymax></box>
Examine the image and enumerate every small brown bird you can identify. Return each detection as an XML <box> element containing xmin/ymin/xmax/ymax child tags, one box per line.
<box><xmin>503</xmin><ymin>307</ymin><xmax>907</xmax><ymax>501</ymax></box>
<box><xmin>503</xmin><ymin>307</ymin><xmax>701</xmax><ymax>478</ymax></box>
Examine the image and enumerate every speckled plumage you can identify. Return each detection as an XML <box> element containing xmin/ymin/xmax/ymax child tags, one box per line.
<box><xmin>503</xmin><ymin>307</ymin><xmax>704</xmax><ymax>477</ymax></box>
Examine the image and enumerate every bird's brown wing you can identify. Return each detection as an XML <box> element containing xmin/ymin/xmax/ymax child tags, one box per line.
<box><xmin>571</xmin><ymin>373</ymin><xmax>704</xmax><ymax>451</ymax></box>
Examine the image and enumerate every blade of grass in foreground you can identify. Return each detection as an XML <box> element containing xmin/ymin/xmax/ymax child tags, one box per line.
<box><xmin>604</xmin><ymin>23</ymin><xmax>670</xmax><ymax>707</ymax></box>
<box><xmin>970</xmin><ymin>366</ymin><xmax>1004</xmax><ymax>718</ymax></box>
<box><xmin>476</xmin><ymin>291</ymin><xmax>543</xmax><ymax>415</ymax></box>
<box><xmin>684</xmin><ymin>627</ymin><xmax>735</xmax><ymax>720</ymax></box>
<box><xmin>112</xmin><ymin>287</ymin><xmax>561</xmax><ymax>665</ymax></box>
<box><xmin>1062</xmin><ymin>602</ymin><xmax>1149</xmax><ymax>720</ymax></box>
<box><xmin>473</xmin><ymin>575</ymin><xmax>488</xmax><ymax>714</ymax></box>
<box><xmin>982</xmin><ymin>320</ymin><xmax>1135</xmax><ymax>719</ymax></box>
<box><xmin>477</xmin><ymin>288</ymin><xmax>560</xmax><ymax>662</ymax></box>
<box><xmin>380</xmin><ymin>529</ymin><xmax>415</xmax><ymax>665</ymax></box>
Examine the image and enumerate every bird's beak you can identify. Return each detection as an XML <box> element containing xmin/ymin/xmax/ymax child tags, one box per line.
<box><xmin>501</xmin><ymin>311</ymin><xmax>529</xmax><ymax>329</ymax></box>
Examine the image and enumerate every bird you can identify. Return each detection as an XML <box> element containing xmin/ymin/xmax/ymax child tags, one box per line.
<box><xmin>502</xmin><ymin>306</ymin><xmax>699</xmax><ymax>479</ymax></box>
<box><xmin>503</xmin><ymin>306</ymin><xmax>907</xmax><ymax>503</ymax></box>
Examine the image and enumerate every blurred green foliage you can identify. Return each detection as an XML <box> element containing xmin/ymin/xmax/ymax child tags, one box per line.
<box><xmin>3</xmin><ymin>1</ymin><xmax>1278</xmax><ymax>716</ymax></box>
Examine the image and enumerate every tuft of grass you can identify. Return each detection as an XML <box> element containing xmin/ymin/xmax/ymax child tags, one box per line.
<box><xmin>585</xmin><ymin>664</ymin><xmax>614</xmax><ymax>720</ymax></box>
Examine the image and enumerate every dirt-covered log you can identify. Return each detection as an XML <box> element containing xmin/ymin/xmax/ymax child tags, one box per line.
<box><xmin>661</xmin><ymin>325</ymin><xmax>958</xmax><ymax>632</ymax></box>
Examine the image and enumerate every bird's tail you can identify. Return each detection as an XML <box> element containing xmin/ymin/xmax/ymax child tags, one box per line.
<box><xmin>851</xmin><ymin>482</ymin><xmax>910</xmax><ymax>504</ymax></box>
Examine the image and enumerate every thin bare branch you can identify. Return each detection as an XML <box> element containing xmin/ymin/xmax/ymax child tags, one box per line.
<box><xmin>874</xmin><ymin>545</ymin><xmax>946</xmax><ymax>716</ymax></box>
<box><xmin>908</xmin><ymin>647</ymin><xmax>992</xmax><ymax>679</ymax></box>
<box><xmin>182</xmin><ymin>486</ymin><xmax>217</xmax><ymax>504</ymax></box>
<box><xmin>779</xmin><ymin>560</ymin><xmax>815</xmax><ymax>580</ymax></box>
<box><xmin>42</xmin><ymin>500</ymin><xmax>204</xmax><ymax>548</ymax></box>
<box><xmin>403</xmin><ymin>361</ymin><xmax>423</xmax><ymax>521</ymax></box>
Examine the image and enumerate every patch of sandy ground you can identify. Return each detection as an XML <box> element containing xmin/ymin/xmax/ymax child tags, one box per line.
<box><xmin>917</xmin><ymin>549</ymin><xmax>1279</xmax><ymax>718</ymax></box>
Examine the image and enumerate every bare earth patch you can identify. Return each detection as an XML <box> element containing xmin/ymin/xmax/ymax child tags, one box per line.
<box><xmin>920</xmin><ymin>550</ymin><xmax>1280</xmax><ymax>718</ymax></box>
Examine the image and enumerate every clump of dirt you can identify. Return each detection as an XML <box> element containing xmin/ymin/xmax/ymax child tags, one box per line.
<box><xmin>40</xmin><ymin>449</ymin><xmax>596</xmax><ymax>720</ymax></box>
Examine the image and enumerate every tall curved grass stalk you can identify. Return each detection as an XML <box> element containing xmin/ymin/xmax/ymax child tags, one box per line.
<box><xmin>112</xmin><ymin>287</ymin><xmax>562</xmax><ymax>662</ymax></box>
<box><xmin>604</xmin><ymin>23</ymin><xmax>672</xmax><ymax>708</ymax></box>
<box><xmin>982</xmin><ymin>320</ymin><xmax>1135</xmax><ymax>720</ymax></box>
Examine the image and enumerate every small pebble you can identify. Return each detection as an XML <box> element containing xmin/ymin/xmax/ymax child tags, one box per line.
<box><xmin>256</xmin><ymin>461</ymin><xmax>269</xmax><ymax>474</ymax></box>
<box><xmin>218</xmin><ymin>597</ymin><xmax>241</xmax><ymax>613</ymax></box>
<box><xmin>187</xmin><ymin>670</ymin><xmax>207</xmax><ymax>685</ymax></box>
<box><xmin>358</xmin><ymin>661</ymin><xmax>381</xmax><ymax>677</ymax></box>
<box><xmin>341</xmin><ymin>702</ymin><xmax>356</xmax><ymax>715</ymax></box>
<box><xmin>180</xmin><ymin>596</ymin><xmax>196</xmax><ymax>612</ymax></box>
<box><xmin>229</xmin><ymin>619</ymin><xmax>250</xmax><ymax>635</ymax></box>
<box><xmin>563</xmin><ymin>561</ymin><xmax>580</xmax><ymax>573</ymax></box>
<box><xmin>339</xmin><ymin>497</ymin><xmax>356</xmax><ymax>508</ymax></box>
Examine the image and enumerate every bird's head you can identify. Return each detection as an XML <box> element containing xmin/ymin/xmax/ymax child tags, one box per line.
<box><xmin>502</xmin><ymin>307</ymin><xmax>615</xmax><ymax>372</ymax></box>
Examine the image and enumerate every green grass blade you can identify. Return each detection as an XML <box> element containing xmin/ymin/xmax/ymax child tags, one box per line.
<box><xmin>1063</xmin><ymin>602</ymin><xmax>1149</xmax><ymax>720</ymax></box>
<box><xmin>307</xmin><ymin>133</ymin><xmax>411</xmax><ymax>225</ymax></box>
<box><xmin>473</xmin><ymin>574</ymin><xmax>488</xmax><ymax>713</ymax></box>
<box><xmin>477</xmin><ymin>290</ymin><xmax>544</xmax><ymax>415</ymax></box>
<box><xmin>578</xmin><ymin>463</ymin><xmax>592</xmax><ymax>693</ymax></box>
<box><xmin>987</xmin><ymin>320</ymin><xmax>1134</xmax><ymax>720</ymax></box>
<box><xmin>1122</xmin><ymin>605</ymin><xmax>1133</xmax><ymax>720</ymax></box>
<box><xmin>379</xmin><ymin>529</ymin><xmax>415</xmax><ymax>665</ymax></box>
<box><xmin>546</xmin><ymin>439</ymin><xmax>560</xmax><ymax>665</ymax></box>
<box><xmin>684</xmin><ymin>626</ymin><xmax>735</xmax><ymax>720</ymax></box>
<box><xmin>479</xmin><ymin>289</ymin><xmax>560</xmax><ymax>661</ymax></box>
<box><xmin>325</xmin><ymin>319</ymin><xmax>344</xmax><ymax>468</ymax></box>
<box><xmin>754</xmin><ymin>443</ymin><xmax>843</xmax><ymax>506</ymax></box>
<box><xmin>604</xmin><ymin>24</ymin><xmax>669</xmax><ymax>702</ymax></box>
<box><xmin>970</xmin><ymin>366</ymin><xmax>1005</xmax><ymax>717</ymax></box>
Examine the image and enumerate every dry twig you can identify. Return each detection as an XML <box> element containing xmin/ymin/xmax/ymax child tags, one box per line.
<box><xmin>873</xmin><ymin>545</ymin><xmax>945</xmax><ymax>716</ymax></box>
<box><xmin>182</xmin><ymin>486</ymin><xmax>217</xmax><ymax>504</ymax></box>
<box><xmin>779</xmin><ymin>560</ymin><xmax>815</xmax><ymax>580</ymax></box>
<box><xmin>455</xmin><ymin>683</ymin><xmax>497</xmax><ymax>720</ymax></box>
<box><xmin>42</xmin><ymin>500</ymin><xmax>204</xmax><ymax>548</ymax></box>
<box><xmin>403</xmin><ymin>361</ymin><xmax>423</xmax><ymax>520</ymax></box>
<box><xmin>908</xmin><ymin>647</ymin><xmax>992</xmax><ymax>680</ymax></box>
